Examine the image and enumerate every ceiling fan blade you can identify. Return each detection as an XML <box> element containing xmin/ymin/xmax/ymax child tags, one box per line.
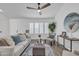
<box><xmin>26</xmin><ymin>7</ymin><xmax>37</xmax><ymax>10</ymax></box>
<box><xmin>38</xmin><ymin>3</ymin><xmax>40</xmax><ymax>5</ymax></box>
<box><xmin>41</xmin><ymin>3</ymin><xmax>51</xmax><ymax>9</ymax></box>
<box><xmin>38</xmin><ymin>3</ymin><xmax>40</xmax><ymax>9</ymax></box>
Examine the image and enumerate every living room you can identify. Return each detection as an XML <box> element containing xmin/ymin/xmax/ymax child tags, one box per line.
<box><xmin>0</xmin><ymin>3</ymin><xmax>79</xmax><ymax>56</ymax></box>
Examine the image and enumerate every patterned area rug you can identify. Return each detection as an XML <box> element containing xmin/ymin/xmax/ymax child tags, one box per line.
<box><xmin>22</xmin><ymin>43</ymin><xmax>53</xmax><ymax>56</ymax></box>
<box><xmin>21</xmin><ymin>42</ymin><xmax>63</xmax><ymax>56</ymax></box>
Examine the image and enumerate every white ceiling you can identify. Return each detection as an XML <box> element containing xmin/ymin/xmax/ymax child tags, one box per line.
<box><xmin>0</xmin><ymin>3</ymin><xmax>63</xmax><ymax>18</ymax></box>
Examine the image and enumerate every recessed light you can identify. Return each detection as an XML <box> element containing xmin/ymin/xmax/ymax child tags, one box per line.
<box><xmin>37</xmin><ymin>10</ymin><xmax>41</xmax><ymax>13</ymax></box>
<box><xmin>0</xmin><ymin>9</ymin><xmax>3</xmax><ymax>12</ymax></box>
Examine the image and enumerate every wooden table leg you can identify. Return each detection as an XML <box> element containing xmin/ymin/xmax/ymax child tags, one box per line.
<box><xmin>57</xmin><ymin>35</ymin><xmax>59</xmax><ymax>46</ymax></box>
<box><xmin>63</xmin><ymin>38</ymin><xmax>65</xmax><ymax>48</ymax></box>
<box><xmin>70</xmin><ymin>40</ymin><xmax>72</xmax><ymax>52</ymax></box>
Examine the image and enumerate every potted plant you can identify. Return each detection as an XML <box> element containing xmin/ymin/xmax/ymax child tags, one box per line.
<box><xmin>48</xmin><ymin>22</ymin><xmax>56</xmax><ymax>33</ymax></box>
<box><xmin>48</xmin><ymin>22</ymin><xmax>56</xmax><ymax>38</ymax></box>
<box><xmin>48</xmin><ymin>22</ymin><xmax>56</xmax><ymax>45</ymax></box>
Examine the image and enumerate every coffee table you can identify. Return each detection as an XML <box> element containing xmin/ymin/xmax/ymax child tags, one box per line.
<box><xmin>33</xmin><ymin>45</ymin><xmax>45</xmax><ymax>56</ymax></box>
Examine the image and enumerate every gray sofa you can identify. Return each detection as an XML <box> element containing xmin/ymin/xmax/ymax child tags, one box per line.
<box><xmin>0</xmin><ymin>33</ymin><xmax>31</xmax><ymax>56</ymax></box>
<box><xmin>12</xmin><ymin>33</ymin><xmax>31</xmax><ymax>56</ymax></box>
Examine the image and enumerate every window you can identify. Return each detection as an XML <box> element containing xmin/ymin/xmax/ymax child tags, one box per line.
<box><xmin>35</xmin><ymin>23</ymin><xmax>39</xmax><ymax>33</ymax></box>
<box><xmin>29</xmin><ymin>23</ymin><xmax>34</xmax><ymax>34</ymax></box>
<box><xmin>29</xmin><ymin>23</ymin><xmax>49</xmax><ymax>34</ymax></box>
<box><xmin>39</xmin><ymin>23</ymin><xmax>43</xmax><ymax>34</ymax></box>
<box><xmin>45</xmin><ymin>23</ymin><xmax>49</xmax><ymax>34</ymax></box>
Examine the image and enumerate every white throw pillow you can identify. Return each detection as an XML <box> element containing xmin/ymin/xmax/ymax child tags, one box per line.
<box><xmin>18</xmin><ymin>34</ymin><xmax>27</xmax><ymax>41</ymax></box>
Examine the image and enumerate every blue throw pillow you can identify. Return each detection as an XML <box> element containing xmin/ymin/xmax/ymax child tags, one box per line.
<box><xmin>11</xmin><ymin>35</ymin><xmax>22</xmax><ymax>45</ymax></box>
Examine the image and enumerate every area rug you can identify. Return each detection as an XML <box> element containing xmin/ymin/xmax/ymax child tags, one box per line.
<box><xmin>22</xmin><ymin>43</ymin><xmax>53</xmax><ymax>56</ymax></box>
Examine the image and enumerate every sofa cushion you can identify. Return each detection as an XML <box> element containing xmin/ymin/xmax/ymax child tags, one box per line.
<box><xmin>14</xmin><ymin>39</ymin><xmax>31</xmax><ymax>56</ymax></box>
<box><xmin>11</xmin><ymin>35</ymin><xmax>22</xmax><ymax>45</ymax></box>
<box><xmin>16</xmin><ymin>41</ymin><xmax>26</xmax><ymax>46</ymax></box>
<box><xmin>0</xmin><ymin>46</ymin><xmax>14</xmax><ymax>56</ymax></box>
<box><xmin>14</xmin><ymin>44</ymin><xmax>25</xmax><ymax>56</ymax></box>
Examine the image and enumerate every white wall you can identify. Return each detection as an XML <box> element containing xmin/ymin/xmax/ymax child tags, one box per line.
<box><xmin>10</xmin><ymin>17</ymin><xmax>54</xmax><ymax>35</ymax></box>
<box><xmin>0</xmin><ymin>12</ymin><xmax>9</xmax><ymax>35</ymax></box>
<box><xmin>55</xmin><ymin>3</ymin><xmax>79</xmax><ymax>51</ymax></box>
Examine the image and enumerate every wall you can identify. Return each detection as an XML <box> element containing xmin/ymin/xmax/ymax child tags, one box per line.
<box><xmin>0</xmin><ymin>12</ymin><xmax>9</xmax><ymax>36</ymax></box>
<box><xmin>10</xmin><ymin>17</ymin><xmax>54</xmax><ymax>35</ymax></box>
<box><xmin>55</xmin><ymin>3</ymin><xmax>79</xmax><ymax>51</ymax></box>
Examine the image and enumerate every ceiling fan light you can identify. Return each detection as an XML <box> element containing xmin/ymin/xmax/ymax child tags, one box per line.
<box><xmin>0</xmin><ymin>9</ymin><xmax>3</xmax><ymax>12</ymax></box>
<box><xmin>37</xmin><ymin>10</ymin><xmax>41</xmax><ymax>12</ymax></box>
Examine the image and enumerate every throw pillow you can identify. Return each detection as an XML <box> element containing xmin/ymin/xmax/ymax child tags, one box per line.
<box><xmin>18</xmin><ymin>34</ymin><xmax>27</xmax><ymax>41</ymax></box>
<box><xmin>11</xmin><ymin>35</ymin><xmax>22</xmax><ymax>45</ymax></box>
<box><xmin>0</xmin><ymin>35</ymin><xmax>15</xmax><ymax>46</ymax></box>
<box><xmin>0</xmin><ymin>38</ymin><xmax>10</xmax><ymax>46</ymax></box>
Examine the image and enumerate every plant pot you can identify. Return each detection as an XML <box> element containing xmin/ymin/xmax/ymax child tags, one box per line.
<box><xmin>49</xmin><ymin>32</ymin><xmax>56</xmax><ymax>39</ymax></box>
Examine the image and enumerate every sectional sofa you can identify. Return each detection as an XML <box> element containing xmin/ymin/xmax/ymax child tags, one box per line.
<box><xmin>0</xmin><ymin>33</ymin><xmax>31</xmax><ymax>56</ymax></box>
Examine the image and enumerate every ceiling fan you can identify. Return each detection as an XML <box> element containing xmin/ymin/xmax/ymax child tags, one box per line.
<box><xmin>26</xmin><ymin>3</ymin><xmax>51</xmax><ymax>15</ymax></box>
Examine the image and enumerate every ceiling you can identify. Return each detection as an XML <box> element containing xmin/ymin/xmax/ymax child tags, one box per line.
<box><xmin>0</xmin><ymin>3</ymin><xmax>63</xmax><ymax>18</ymax></box>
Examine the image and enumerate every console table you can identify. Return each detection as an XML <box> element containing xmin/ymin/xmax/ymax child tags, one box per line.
<box><xmin>57</xmin><ymin>35</ymin><xmax>79</xmax><ymax>52</ymax></box>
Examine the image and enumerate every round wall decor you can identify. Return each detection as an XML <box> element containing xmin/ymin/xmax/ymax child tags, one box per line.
<box><xmin>64</xmin><ymin>12</ymin><xmax>79</xmax><ymax>33</ymax></box>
